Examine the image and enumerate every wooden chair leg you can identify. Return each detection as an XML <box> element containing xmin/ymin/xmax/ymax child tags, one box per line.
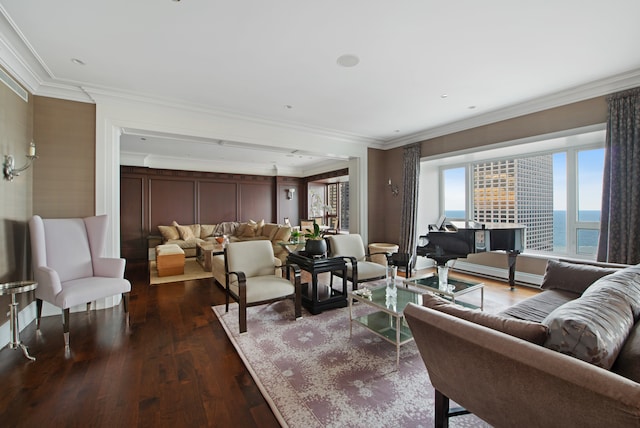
<box><xmin>239</xmin><ymin>279</ymin><xmax>247</xmax><ymax>333</ymax></box>
<box><xmin>435</xmin><ymin>389</ymin><xmax>450</xmax><ymax>428</ymax></box>
<box><xmin>36</xmin><ymin>298</ymin><xmax>43</xmax><ymax>330</ymax></box>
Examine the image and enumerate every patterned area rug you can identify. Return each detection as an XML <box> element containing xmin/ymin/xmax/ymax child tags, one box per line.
<box><xmin>213</xmin><ymin>282</ymin><xmax>490</xmax><ymax>428</ymax></box>
<box><xmin>149</xmin><ymin>258</ymin><xmax>213</xmax><ymax>285</ymax></box>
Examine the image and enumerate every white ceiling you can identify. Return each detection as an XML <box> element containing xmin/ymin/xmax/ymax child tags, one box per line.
<box><xmin>1</xmin><ymin>0</ymin><xmax>640</xmax><ymax>174</ymax></box>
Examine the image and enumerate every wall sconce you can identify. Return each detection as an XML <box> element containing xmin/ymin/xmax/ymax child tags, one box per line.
<box><xmin>286</xmin><ymin>188</ymin><xmax>296</xmax><ymax>200</ymax></box>
<box><xmin>388</xmin><ymin>179</ymin><xmax>399</xmax><ymax>197</ymax></box>
<box><xmin>3</xmin><ymin>141</ymin><xmax>38</xmax><ymax>181</ymax></box>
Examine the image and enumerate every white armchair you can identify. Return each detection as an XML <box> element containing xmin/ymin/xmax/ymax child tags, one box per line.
<box><xmin>29</xmin><ymin>215</ymin><xmax>131</xmax><ymax>348</ymax></box>
<box><xmin>326</xmin><ymin>234</ymin><xmax>388</xmax><ymax>289</ymax></box>
<box><xmin>224</xmin><ymin>240</ymin><xmax>301</xmax><ymax>333</ymax></box>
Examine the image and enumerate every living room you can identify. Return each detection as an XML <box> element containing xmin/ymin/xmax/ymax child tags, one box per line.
<box><xmin>2</xmin><ymin>2</ymin><xmax>640</xmax><ymax>427</ymax></box>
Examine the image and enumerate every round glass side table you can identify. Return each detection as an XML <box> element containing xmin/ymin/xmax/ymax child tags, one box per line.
<box><xmin>0</xmin><ymin>281</ymin><xmax>37</xmax><ymax>361</ymax></box>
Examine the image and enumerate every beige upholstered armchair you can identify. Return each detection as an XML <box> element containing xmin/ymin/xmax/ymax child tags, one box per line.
<box><xmin>326</xmin><ymin>234</ymin><xmax>387</xmax><ymax>290</ymax></box>
<box><xmin>224</xmin><ymin>240</ymin><xmax>302</xmax><ymax>333</ymax></box>
<box><xmin>28</xmin><ymin>215</ymin><xmax>131</xmax><ymax>349</ymax></box>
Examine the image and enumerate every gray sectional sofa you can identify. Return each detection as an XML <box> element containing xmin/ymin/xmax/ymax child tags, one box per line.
<box><xmin>404</xmin><ymin>259</ymin><xmax>640</xmax><ymax>427</ymax></box>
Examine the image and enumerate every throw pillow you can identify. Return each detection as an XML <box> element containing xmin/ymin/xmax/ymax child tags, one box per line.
<box><xmin>249</xmin><ymin>219</ymin><xmax>265</xmax><ymax>236</ymax></box>
<box><xmin>422</xmin><ymin>293</ymin><xmax>549</xmax><ymax>345</ymax></box>
<box><xmin>542</xmin><ymin>291</ymin><xmax>634</xmax><ymax>369</ymax></box>
<box><xmin>172</xmin><ymin>221</ymin><xmax>201</xmax><ymax>241</ymax></box>
<box><xmin>239</xmin><ymin>222</ymin><xmax>257</xmax><ymax>238</ymax></box>
<box><xmin>540</xmin><ymin>259</ymin><xmax>621</xmax><ymax>294</ymax></box>
<box><xmin>272</xmin><ymin>226</ymin><xmax>291</xmax><ymax>243</ymax></box>
<box><xmin>176</xmin><ymin>224</ymin><xmax>196</xmax><ymax>241</ymax></box>
<box><xmin>158</xmin><ymin>225</ymin><xmax>179</xmax><ymax>241</ymax></box>
<box><xmin>200</xmin><ymin>224</ymin><xmax>216</xmax><ymax>239</ymax></box>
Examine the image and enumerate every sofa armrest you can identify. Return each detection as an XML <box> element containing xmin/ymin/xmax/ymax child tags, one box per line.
<box><xmin>404</xmin><ymin>303</ymin><xmax>640</xmax><ymax>427</ymax></box>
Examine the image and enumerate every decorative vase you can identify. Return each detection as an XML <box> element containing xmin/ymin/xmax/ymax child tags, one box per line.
<box><xmin>305</xmin><ymin>239</ymin><xmax>327</xmax><ymax>256</ymax></box>
<box><xmin>437</xmin><ymin>265</ymin><xmax>449</xmax><ymax>291</ymax></box>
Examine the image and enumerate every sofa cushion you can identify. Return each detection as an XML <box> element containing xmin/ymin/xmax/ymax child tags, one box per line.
<box><xmin>542</xmin><ymin>289</ymin><xmax>634</xmax><ymax>369</ymax></box>
<box><xmin>499</xmin><ymin>289</ymin><xmax>579</xmax><ymax>323</ymax></box>
<box><xmin>540</xmin><ymin>259</ymin><xmax>621</xmax><ymax>294</ymax></box>
<box><xmin>423</xmin><ymin>293</ymin><xmax>549</xmax><ymax>345</ymax></box>
<box><xmin>261</xmin><ymin>223</ymin><xmax>279</xmax><ymax>240</ymax></box>
<box><xmin>611</xmin><ymin>321</ymin><xmax>640</xmax><ymax>383</ymax></box>
<box><xmin>158</xmin><ymin>225</ymin><xmax>180</xmax><ymax>241</ymax></box>
<box><xmin>200</xmin><ymin>224</ymin><xmax>217</xmax><ymax>239</ymax></box>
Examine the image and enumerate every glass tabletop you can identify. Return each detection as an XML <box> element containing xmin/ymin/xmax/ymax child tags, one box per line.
<box><xmin>404</xmin><ymin>274</ymin><xmax>479</xmax><ymax>290</ymax></box>
<box><xmin>352</xmin><ymin>284</ymin><xmax>422</xmax><ymax>315</ymax></box>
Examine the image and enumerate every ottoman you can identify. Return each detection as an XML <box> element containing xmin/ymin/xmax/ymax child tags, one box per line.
<box><xmin>156</xmin><ymin>244</ymin><xmax>185</xmax><ymax>277</ymax></box>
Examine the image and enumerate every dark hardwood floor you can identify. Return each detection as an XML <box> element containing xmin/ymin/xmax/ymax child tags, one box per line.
<box><xmin>0</xmin><ymin>261</ymin><xmax>539</xmax><ymax>427</ymax></box>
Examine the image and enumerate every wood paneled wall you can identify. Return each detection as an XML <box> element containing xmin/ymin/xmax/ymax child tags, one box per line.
<box><xmin>121</xmin><ymin>166</ymin><xmax>302</xmax><ymax>260</ymax></box>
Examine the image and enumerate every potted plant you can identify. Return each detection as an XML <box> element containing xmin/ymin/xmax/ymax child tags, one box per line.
<box><xmin>303</xmin><ymin>220</ymin><xmax>327</xmax><ymax>256</ymax></box>
<box><xmin>290</xmin><ymin>229</ymin><xmax>301</xmax><ymax>244</ymax></box>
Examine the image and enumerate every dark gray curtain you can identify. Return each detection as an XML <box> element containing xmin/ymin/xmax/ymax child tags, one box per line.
<box><xmin>597</xmin><ymin>87</ymin><xmax>640</xmax><ymax>264</ymax></box>
<box><xmin>399</xmin><ymin>143</ymin><xmax>421</xmax><ymax>261</ymax></box>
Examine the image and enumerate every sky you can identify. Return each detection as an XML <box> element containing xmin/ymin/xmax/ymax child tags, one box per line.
<box><xmin>443</xmin><ymin>148</ymin><xmax>605</xmax><ymax>212</ymax></box>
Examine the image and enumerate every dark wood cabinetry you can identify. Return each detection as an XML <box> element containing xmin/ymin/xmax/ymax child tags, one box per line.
<box><xmin>120</xmin><ymin>166</ymin><xmax>302</xmax><ymax>261</ymax></box>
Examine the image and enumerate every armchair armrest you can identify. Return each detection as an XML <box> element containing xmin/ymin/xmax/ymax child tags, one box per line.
<box><xmin>93</xmin><ymin>257</ymin><xmax>126</xmax><ymax>278</ymax></box>
<box><xmin>34</xmin><ymin>266</ymin><xmax>63</xmax><ymax>302</ymax></box>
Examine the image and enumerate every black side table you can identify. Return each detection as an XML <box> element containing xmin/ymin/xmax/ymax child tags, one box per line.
<box><xmin>0</xmin><ymin>281</ymin><xmax>37</xmax><ymax>361</ymax></box>
<box><xmin>286</xmin><ymin>252</ymin><xmax>348</xmax><ymax>315</ymax></box>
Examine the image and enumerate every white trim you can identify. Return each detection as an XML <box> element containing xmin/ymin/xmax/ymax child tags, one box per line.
<box><xmin>452</xmin><ymin>260</ymin><xmax>543</xmax><ymax>287</ymax></box>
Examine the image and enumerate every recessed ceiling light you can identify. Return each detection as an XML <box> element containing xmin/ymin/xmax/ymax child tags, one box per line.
<box><xmin>394</xmin><ymin>130</ymin><xmax>400</xmax><ymax>133</ymax></box>
<box><xmin>468</xmin><ymin>105</ymin><xmax>477</xmax><ymax>109</ymax></box>
<box><xmin>140</xmin><ymin>137</ymin><xmax>146</xmax><ymax>141</ymax></box>
<box><xmin>440</xmin><ymin>94</ymin><xmax>448</xmax><ymax>99</ymax></box>
<box><xmin>71</xmin><ymin>58</ymin><xmax>86</xmax><ymax>65</ymax></box>
<box><xmin>284</xmin><ymin>105</ymin><xmax>293</xmax><ymax>109</ymax></box>
<box><xmin>336</xmin><ymin>54</ymin><xmax>360</xmax><ymax>68</ymax></box>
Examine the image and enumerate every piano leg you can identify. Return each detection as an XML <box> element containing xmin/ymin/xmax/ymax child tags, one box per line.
<box><xmin>507</xmin><ymin>251</ymin><xmax>519</xmax><ymax>290</ymax></box>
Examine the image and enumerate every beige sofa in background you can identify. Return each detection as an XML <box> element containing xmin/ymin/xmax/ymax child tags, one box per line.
<box><xmin>156</xmin><ymin>219</ymin><xmax>291</xmax><ymax>263</ymax></box>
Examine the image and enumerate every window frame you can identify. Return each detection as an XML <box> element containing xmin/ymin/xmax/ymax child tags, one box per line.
<box><xmin>436</xmin><ymin>131</ymin><xmax>605</xmax><ymax>260</ymax></box>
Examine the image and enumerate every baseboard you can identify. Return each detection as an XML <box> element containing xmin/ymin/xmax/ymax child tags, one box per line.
<box><xmin>450</xmin><ymin>260</ymin><xmax>543</xmax><ymax>287</ymax></box>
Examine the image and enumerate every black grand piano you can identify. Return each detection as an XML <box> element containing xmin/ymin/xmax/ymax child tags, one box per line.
<box><xmin>417</xmin><ymin>217</ymin><xmax>526</xmax><ymax>289</ymax></box>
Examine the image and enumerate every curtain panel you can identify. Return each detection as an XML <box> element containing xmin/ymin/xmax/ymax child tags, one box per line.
<box><xmin>399</xmin><ymin>143</ymin><xmax>421</xmax><ymax>266</ymax></box>
<box><xmin>597</xmin><ymin>87</ymin><xmax>640</xmax><ymax>264</ymax></box>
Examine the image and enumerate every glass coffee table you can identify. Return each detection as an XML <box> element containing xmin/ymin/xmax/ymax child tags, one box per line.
<box><xmin>402</xmin><ymin>273</ymin><xmax>484</xmax><ymax>310</ymax></box>
<box><xmin>349</xmin><ymin>283</ymin><xmax>423</xmax><ymax>367</ymax></box>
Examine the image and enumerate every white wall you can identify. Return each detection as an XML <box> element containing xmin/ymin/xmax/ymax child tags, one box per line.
<box><xmin>415</xmin><ymin>160</ymin><xmax>439</xmax><ymax>270</ymax></box>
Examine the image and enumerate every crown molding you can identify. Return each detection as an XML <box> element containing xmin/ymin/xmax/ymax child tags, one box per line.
<box><xmin>83</xmin><ymin>86</ymin><xmax>382</xmax><ymax>147</ymax></box>
<box><xmin>384</xmin><ymin>68</ymin><xmax>640</xmax><ymax>150</ymax></box>
<box><xmin>120</xmin><ymin>151</ymin><xmax>346</xmax><ymax>178</ymax></box>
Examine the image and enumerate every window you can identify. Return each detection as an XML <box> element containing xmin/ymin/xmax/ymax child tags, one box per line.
<box><xmin>442</xmin><ymin>167</ymin><xmax>466</xmax><ymax>218</ymax></box>
<box><xmin>326</xmin><ymin>181</ymin><xmax>349</xmax><ymax>231</ymax></box>
<box><xmin>436</xmin><ymin>129</ymin><xmax>605</xmax><ymax>259</ymax></box>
